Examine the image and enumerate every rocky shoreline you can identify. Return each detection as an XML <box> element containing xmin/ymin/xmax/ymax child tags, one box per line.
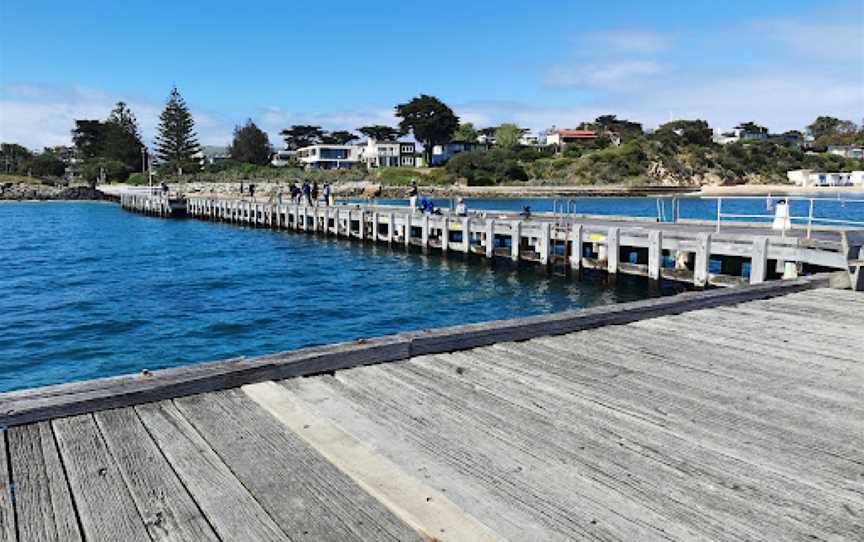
<box><xmin>0</xmin><ymin>182</ymin><xmax>107</xmax><ymax>201</ymax></box>
<box><xmin>160</xmin><ymin>181</ymin><xmax>700</xmax><ymax>200</ymax></box>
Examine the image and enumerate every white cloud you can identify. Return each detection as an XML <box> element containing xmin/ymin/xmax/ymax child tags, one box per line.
<box><xmin>751</xmin><ymin>18</ymin><xmax>864</xmax><ymax>60</ymax></box>
<box><xmin>582</xmin><ymin>30</ymin><xmax>671</xmax><ymax>55</ymax></box>
<box><xmin>0</xmin><ymin>84</ymin><xmax>231</xmax><ymax>150</ymax></box>
<box><xmin>545</xmin><ymin>60</ymin><xmax>664</xmax><ymax>89</ymax></box>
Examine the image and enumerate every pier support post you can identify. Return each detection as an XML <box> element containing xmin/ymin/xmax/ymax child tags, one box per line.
<box><xmin>387</xmin><ymin>213</ymin><xmax>395</xmax><ymax>244</ymax></box>
<box><xmin>750</xmin><ymin>237</ymin><xmax>769</xmax><ymax>284</ymax></box>
<box><xmin>607</xmin><ymin>227</ymin><xmax>619</xmax><ymax>274</ymax></box>
<box><xmin>511</xmin><ymin>221</ymin><xmax>521</xmax><ymax>261</ymax></box>
<box><xmin>485</xmin><ymin>219</ymin><xmax>495</xmax><ymax>259</ymax></box>
<box><xmin>463</xmin><ymin>218</ymin><xmax>471</xmax><ymax>254</ymax></box>
<box><xmin>694</xmin><ymin>233</ymin><xmax>712</xmax><ymax>287</ymax></box>
<box><xmin>441</xmin><ymin>217</ymin><xmax>449</xmax><ymax>253</ymax></box>
<box><xmin>404</xmin><ymin>214</ymin><xmax>411</xmax><ymax>248</ymax></box>
<box><xmin>372</xmin><ymin>212</ymin><xmax>379</xmax><ymax>242</ymax></box>
<box><xmin>359</xmin><ymin>211</ymin><xmax>365</xmax><ymax>240</ymax></box>
<box><xmin>570</xmin><ymin>223</ymin><xmax>583</xmax><ymax>272</ymax></box>
<box><xmin>540</xmin><ymin>223</ymin><xmax>551</xmax><ymax>266</ymax></box>
<box><xmin>422</xmin><ymin>215</ymin><xmax>430</xmax><ymax>251</ymax></box>
<box><xmin>648</xmin><ymin>230</ymin><xmax>663</xmax><ymax>281</ymax></box>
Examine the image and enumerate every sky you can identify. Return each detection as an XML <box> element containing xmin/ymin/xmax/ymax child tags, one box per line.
<box><xmin>1</xmin><ymin>0</ymin><xmax>862</xmax><ymax>150</ymax></box>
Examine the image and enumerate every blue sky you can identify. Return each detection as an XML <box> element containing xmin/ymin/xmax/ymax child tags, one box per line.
<box><xmin>1</xmin><ymin>0</ymin><xmax>862</xmax><ymax>148</ymax></box>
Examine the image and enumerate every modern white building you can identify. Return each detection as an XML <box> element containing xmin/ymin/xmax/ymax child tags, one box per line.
<box><xmin>295</xmin><ymin>144</ymin><xmax>361</xmax><ymax>169</ymax></box>
<box><xmin>787</xmin><ymin>169</ymin><xmax>855</xmax><ymax>187</ymax></box>
<box><xmin>358</xmin><ymin>139</ymin><xmax>416</xmax><ymax>168</ymax></box>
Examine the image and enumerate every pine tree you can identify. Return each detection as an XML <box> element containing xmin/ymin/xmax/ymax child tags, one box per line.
<box><xmin>107</xmin><ymin>101</ymin><xmax>141</xmax><ymax>139</ymax></box>
<box><xmin>155</xmin><ymin>86</ymin><xmax>200</xmax><ymax>168</ymax></box>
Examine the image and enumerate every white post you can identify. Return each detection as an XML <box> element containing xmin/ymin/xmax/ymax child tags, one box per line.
<box><xmin>511</xmin><ymin>221</ymin><xmax>521</xmax><ymax>261</ymax></box>
<box><xmin>648</xmin><ymin>230</ymin><xmax>663</xmax><ymax>281</ymax></box>
<box><xmin>607</xmin><ymin>227</ymin><xmax>619</xmax><ymax>274</ymax></box>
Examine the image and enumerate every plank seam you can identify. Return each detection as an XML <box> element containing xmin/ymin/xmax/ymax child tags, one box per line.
<box><xmin>46</xmin><ymin>420</ymin><xmax>89</xmax><ymax>542</ymax></box>
<box><xmin>164</xmin><ymin>398</ymin><xmax>293</xmax><ymax>541</ymax></box>
<box><xmin>129</xmin><ymin>406</ymin><xmax>224</xmax><ymax>542</ymax></box>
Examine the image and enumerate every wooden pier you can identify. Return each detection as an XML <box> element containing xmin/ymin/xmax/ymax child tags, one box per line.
<box><xmin>119</xmin><ymin>192</ymin><xmax>864</xmax><ymax>290</ymax></box>
<box><xmin>0</xmin><ymin>278</ymin><xmax>861</xmax><ymax>541</ymax></box>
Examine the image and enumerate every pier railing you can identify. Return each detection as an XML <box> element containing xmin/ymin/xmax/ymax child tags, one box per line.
<box><xmin>708</xmin><ymin>196</ymin><xmax>864</xmax><ymax>237</ymax></box>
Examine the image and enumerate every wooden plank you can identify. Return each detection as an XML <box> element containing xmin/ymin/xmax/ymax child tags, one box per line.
<box><xmin>244</xmin><ymin>381</ymin><xmax>500</xmax><ymax>541</ymax></box>
<box><xmin>0</xmin><ymin>430</ymin><xmax>15</xmax><ymax>542</ymax></box>
<box><xmin>93</xmin><ymin>408</ymin><xmax>220</xmax><ymax>542</ymax></box>
<box><xmin>174</xmin><ymin>390</ymin><xmax>422</xmax><ymax>542</ymax></box>
<box><xmin>750</xmin><ymin>236</ymin><xmax>769</xmax><ymax>284</ymax></box>
<box><xmin>7</xmin><ymin>422</ymin><xmax>82</xmax><ymax>542</ymax></box>
<box><xmin>135</xmin><ymin>401</ymin><xmax>290</xmax><ymax>541</ymax></box>
<box><xmin>648</xmin><ymin>230</ymin><xmax>662</xmax><ymax>281</ymax></box>
<box><xmin>0</xmin><ymin>276</ymin><xmax>838</xmax><ymax>427</ymax></box>
<box><xmin>52</xmin><ymin>414</ymin><xmax>151</xmax><ymax>542</ymax></box>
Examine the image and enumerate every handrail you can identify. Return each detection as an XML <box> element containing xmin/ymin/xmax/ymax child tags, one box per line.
<box><xmin>705</xmin><ymin>195</ymin><xmax>864</xmax><ymax>237</ymax></box>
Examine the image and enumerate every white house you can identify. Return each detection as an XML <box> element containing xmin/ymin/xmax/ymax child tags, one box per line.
<box><xmin>358</xmin><ymin>139</ymin><xmax>416</xmax><ymax>168</ymax></box>
<box><xmin>295</xmin><ymin>144</ymin><xmax>361</xmax><ymax>169</ymax></box>
<box><xmin>195</xmin><ymin>145</ymin><xmax>230</xmax><ymax>166</ymax></box>
<box><xmin>270</xmin><ymin>149</ymin><xmax>296</xmax><ymax>167</ymax></box>
<box><xmin>789</xmin><ymin>169</ymin><xmax>854</xmax><ymax>187</ymax></box>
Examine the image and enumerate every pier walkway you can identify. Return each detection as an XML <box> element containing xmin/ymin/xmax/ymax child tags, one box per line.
<box><xmin>118</xmin><ymin>192</ymin><xmax>864</xmax><ymax>290</ymax></box>
<box><xmin>1</xmin><ymin>281</ymin><xmax>862</xmax><ymax>541</ymax></box>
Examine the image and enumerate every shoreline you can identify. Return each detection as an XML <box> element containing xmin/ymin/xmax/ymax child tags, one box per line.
<box><xmin>3</xmin><ymin>181</ymin><xmax>863</xmax><ymax>202</ymax></box>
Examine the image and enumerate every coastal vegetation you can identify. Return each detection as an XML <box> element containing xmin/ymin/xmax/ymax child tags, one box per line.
<box><xmin>2</xmin><ymin>91</ymin><xmax>863</xmax><ymax>192</ymax></box>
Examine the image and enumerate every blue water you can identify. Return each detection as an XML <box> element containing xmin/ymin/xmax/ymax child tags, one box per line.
<box><xmin>355</xmin><ymin>194</ymin><xmax>864</xmax><ymax>226</ymax></box>
<box><xmin>0</xmin><ymin>202</ymin><xmax>686</xmax><ymax>393</ymax></box>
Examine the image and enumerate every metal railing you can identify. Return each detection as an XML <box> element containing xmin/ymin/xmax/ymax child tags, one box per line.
<box><xmin>709</xmin><ymin>195</ymin><xmax>864</xmax><ymax>237</ymax></box>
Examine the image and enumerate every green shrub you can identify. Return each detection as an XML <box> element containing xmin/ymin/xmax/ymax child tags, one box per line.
<box><xmin>126</xmin><ymin>172</ymin><xmax>148</xmax><ymax>185</ymax></box>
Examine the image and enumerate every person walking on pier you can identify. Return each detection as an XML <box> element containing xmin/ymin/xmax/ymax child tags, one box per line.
<box><xmin>312</xmin><ymin>182</ymin><xmax>320</xmax><ymax>206</ymax></box>
<box><xmin>408</xmin><ymin>180</ymin><xmax>418</xmax><ymax>212</ymax></box>
<box><xmin>455</xmin><ymin>197</ymin><xmax>468</xmax><ymax>217</ymax></box>
<box><xmin>249</xmin><ymin>183</ymin><xmax>256</xmax><ymax>200</ymax></box>
<box><xmin>323</xmin><ymin>183</ymin><xmax>332</xmax><ymax>206</ymax></box>
<box><xmin>302</xmin><ymin>181</ymin><xmax>312</xmax><ymax>206</ymax></box>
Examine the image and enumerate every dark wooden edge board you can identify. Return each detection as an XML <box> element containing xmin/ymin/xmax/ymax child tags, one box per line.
<box><xmin>0</xmin><ymin>273</ymin><xmax>842</xmax><ymax>427</ymax></box>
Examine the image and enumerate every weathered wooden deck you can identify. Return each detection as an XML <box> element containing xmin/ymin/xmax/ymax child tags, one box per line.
<box><xmin>1</xmin><ymin>285</ymin><xmax>861</xmax><ymax>541</ymax></box>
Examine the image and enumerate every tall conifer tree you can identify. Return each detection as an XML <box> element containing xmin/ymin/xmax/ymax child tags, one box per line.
<box><xmin>155</xmin><ymin>86</ymin><xmax>200</xmax><ymax>167</ymax></box>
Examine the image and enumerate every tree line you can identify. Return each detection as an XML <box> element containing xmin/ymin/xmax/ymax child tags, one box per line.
<box><xmin>1</xmin><ymin>88</ymin><xmax>861</xmax><ymax>185</ymax></box>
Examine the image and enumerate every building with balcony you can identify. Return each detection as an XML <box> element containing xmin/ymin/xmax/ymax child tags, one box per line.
<box><xmin>358</xmin><ymin>140</ymin><xmax>416</xmax><ymax>168</ymax></box>
<box><xmin>296</xmin><ymin>145</ymin><xmax>360</xmax><ymax>169</ymax></box>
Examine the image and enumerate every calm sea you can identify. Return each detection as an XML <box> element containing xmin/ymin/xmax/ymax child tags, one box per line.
<box><xmin>0</xmin><ymin>201</ymin><xmax>687</xmax><ymax>393</ymax></box>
